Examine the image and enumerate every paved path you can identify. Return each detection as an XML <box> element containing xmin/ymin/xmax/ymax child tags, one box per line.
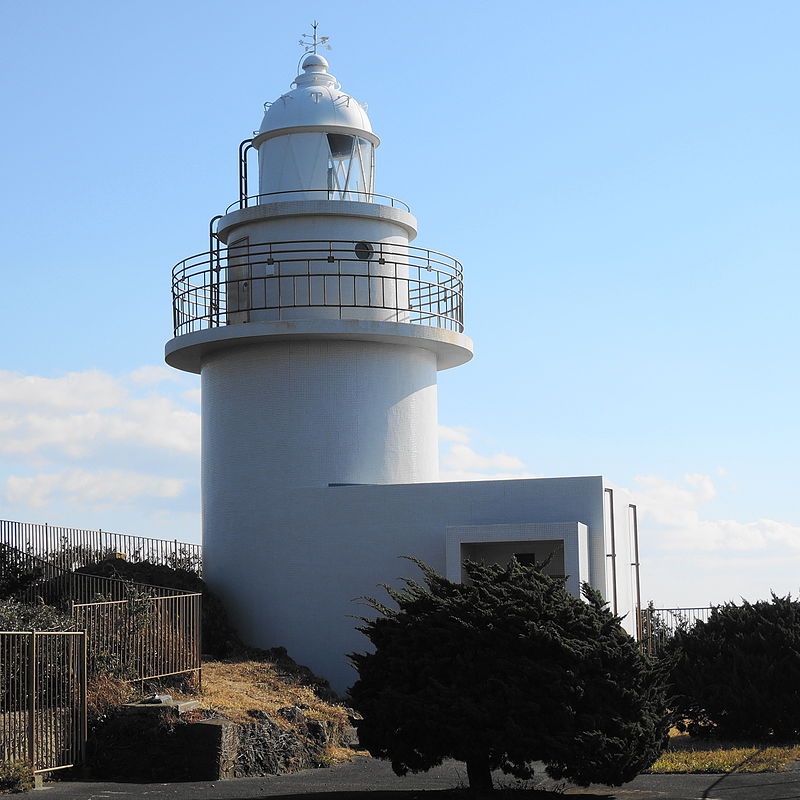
<box><xmin>34</xmin><ymin>756</ymin><xmax>800</xmax><ymax>800</ymax></box>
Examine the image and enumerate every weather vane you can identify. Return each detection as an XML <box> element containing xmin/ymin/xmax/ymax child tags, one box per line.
<box><xmin>298</xmin><ymin>21</ymin><xmax>331</xmax><ymax>54</ymax></box>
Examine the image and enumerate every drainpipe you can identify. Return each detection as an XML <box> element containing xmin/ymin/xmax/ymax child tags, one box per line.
<box><xmin>629</xmin><ymin>503</ymin><xmax>643</xmax><ymax>640</ymax></box>
<box><xmin>604</xmin><ymin>487</ymin><xmax>618</xmax><ymax>615</ymax></box>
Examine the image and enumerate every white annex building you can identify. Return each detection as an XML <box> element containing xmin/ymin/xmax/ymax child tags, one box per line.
<box><xmin>166</xmin><ymin>48</ymin><xmax>642</xmax><ymax>691</ymax></box>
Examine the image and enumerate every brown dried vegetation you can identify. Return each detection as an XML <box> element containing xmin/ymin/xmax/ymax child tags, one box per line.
<box><xmin>196</xmin><ymin>660</ymin><xmax>350</xmax><ymax>728</ymax></box>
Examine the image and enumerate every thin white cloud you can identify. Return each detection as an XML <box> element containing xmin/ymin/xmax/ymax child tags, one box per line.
<box><xmin>443</xmin><ymin>444</ymin><xmax>527</xmax><ymax>473</ymax></box>
<box><xmin>438</xmin><ymin>425</ymin><xmax>470</xmax><ymax>444</ymax></box>
<box><xmin>438</xmin><ymin>430</ymin><xmax>537</xmax><ymax>482</ymax></box>
<box><xmin>0</xmin><ymin>370</ymin><xmax>126</xmax><ymax>411</ymax></box>
<box><xmin>0</xmin><ymin>369</ymin><xmax>200</xmax><ymax>464</ymax></box>
<box><xmin>5</xmin><ymin>469</ymin><xmax>186</xmax><ymax>509</ymax></box>
<box><xmin>630</xmin><ymin>473</ymin><xmax>800</xmax><ymax>552</ymax></box>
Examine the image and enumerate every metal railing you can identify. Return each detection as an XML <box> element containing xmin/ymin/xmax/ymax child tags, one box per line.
<box><xmin>0</xmin><ymin>519</ymin><xmax>202</xmax><ymax>575</ymax></box>
<box><xmin>0</xmin><ymin>631</ymin><xmax>87</xmax><ymax>774</ymax></box>
<box><xmin>171</xmin><ymin>238</ymin><xmax>464</xmax><ymax>337</ymax></box>
<box><xmin>9</xmin><ymin>549</ymin><xmax>192</xmax><ymax>606</ymax></box>
<box><xmin>639</xmin><ymin>606</ymin><xmax>715</xmax><ymax>657</ymax></box>
<box><xmin>4</xmin><ymin>544</ymin><xmax>202</xmax><ymax>685</ymax></box>
<box><xmin>225</xmin><ymin>189</ymin><xmax>411</xmax><ymax>214</ymax></box>
<box><xmin>73</xmin><ymin>592</ymin><xmax>201</xmax><ymax>683</ymax></box>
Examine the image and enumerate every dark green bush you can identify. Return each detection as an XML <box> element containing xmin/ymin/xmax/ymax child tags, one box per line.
<box><xmin>0</xmin><ymin>598</ymin><xmax>73</xmax><ymax>631</ymax></box>
<box><xmin>0</xmin><ymin>544</ymin><xmax>41</xmax><ymax>600</ymax></box>
<box><xmin>668</xmin><ymin>594</ymin><xmax>800</xmax><ymax>739</ymax></box>
<box><xmin>350</xmin><ymin>558</ymin><xmax>670</xmax><ymax>791</ymax></box>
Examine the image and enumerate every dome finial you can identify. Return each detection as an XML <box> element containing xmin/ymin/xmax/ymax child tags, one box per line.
<box><xmin>298</xmin><ymin>20</ymin><xmax>331</xmax><ymax>55</ymax></box>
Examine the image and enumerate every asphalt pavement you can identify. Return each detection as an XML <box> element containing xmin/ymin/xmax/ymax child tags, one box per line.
<box><xmin>32</xmin><ymin>756</ymin><xmax>800</xmax><ymax>800</ymax></box>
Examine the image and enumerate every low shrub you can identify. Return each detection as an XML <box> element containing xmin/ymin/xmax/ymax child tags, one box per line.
<box><xmin>0</xmin><ymin>597</ymin><xmax>73</xmax><ymax>631</ymax></box>
<box><xmin>0</xmin><ymin>544</ymin><xmax>41</xmax><ymax>600</ymax></box>
<box><xmin>0</xmin><ymin>760</ymin><xmax>34</xmax><ymax>794</ymax></box>
<box><xmin>668</xmin><ymin>594</ymin><xmax>800</xmax><ymax>739</ymax></box>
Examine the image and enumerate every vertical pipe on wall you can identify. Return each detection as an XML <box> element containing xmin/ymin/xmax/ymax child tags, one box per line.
<box><xmin>629</xmin><ymin>503</ymin><xmax>643</xmax><ymax>641</ymax></box>
<box><xmin>604</xmin><ymin>487</ymin><xmax>618</xmax><ymax>615</ymax></box>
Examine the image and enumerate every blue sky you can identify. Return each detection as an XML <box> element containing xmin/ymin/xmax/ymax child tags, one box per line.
<box><xmin>1</xmin><ymin>1</ymin><xmax>798</xmax><ymax>609</ymax></box>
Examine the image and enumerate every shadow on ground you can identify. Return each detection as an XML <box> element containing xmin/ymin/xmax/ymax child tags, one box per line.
<box><xmin>207</xmin><ymin>793</ymin><xmax>610</xmax><ymax>800</ymax></box>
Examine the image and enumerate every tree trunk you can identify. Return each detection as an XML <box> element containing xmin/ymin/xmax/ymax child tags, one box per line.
<box><xmin>465</xmin><ymin>755</ymin><xmax>493</xmax><ymax>793</ymax></box>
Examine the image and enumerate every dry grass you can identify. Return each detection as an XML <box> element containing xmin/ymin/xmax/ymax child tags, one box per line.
<box><xmin>647</xmin><ymin>732</ymin><xmax>800</xmax><ymax>774</ymax></box>
<box><xmin>194</xmin><ymin>659</ymin><xmax>351</xmax><ymax>729</ymax></box>
<box><xmin>140</xmin><ymin>659</ymin><xmax>357</xmax><ymax>766</ymax></box>
<box><xmin>87</xmin><ymin>673</ymin><xmax>135</xmax><ymax>727</ymax></box>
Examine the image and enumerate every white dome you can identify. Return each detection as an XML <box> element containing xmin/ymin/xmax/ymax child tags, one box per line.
<box><xmin>258</xmin><ymin>54</ymin><xmax>374</xmax><ymax>137</ymax></box>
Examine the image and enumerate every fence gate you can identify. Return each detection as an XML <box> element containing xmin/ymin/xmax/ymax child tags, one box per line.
<box><xmin>0</xmin><ymin>631</ymin><xmax>87</xmax><ymax>774</ymax></box>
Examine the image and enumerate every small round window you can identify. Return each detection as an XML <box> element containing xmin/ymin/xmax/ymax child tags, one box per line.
<box><xmin>355</xmin><ymin>241</ymin><xmax>374</xmax><ymax>261</ymax></box>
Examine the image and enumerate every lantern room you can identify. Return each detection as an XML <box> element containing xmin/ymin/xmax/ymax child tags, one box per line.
<box><xmin>253</xmin><ymin>53</ymin><xmax>378</xmax><ymax>202</ymax></box>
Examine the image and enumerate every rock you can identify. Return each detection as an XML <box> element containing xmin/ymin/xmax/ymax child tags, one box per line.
<box><xmin>140</xmin><ymin>693</ymin><xmax>173</xmax><ymax>704</ymax></box>
<box><xmin>306</xmin><ymin>719</ymin><xmax>329</xmax><ymax>745</ymax></box>
<box><xmin>277</xmin><ymin>705</ymin><xmax>306</xmax><ymax>724</ymax></box>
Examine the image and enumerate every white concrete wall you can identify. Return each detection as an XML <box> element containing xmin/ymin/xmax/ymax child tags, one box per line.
<box><xmin>202</xmin><ymin>475</ymin><xmax>614</xmax><ymax>692</ymax></box>
<box><xmin>221</xmin><ymin>211</ymin><xmax>414</xmax><ymax>324</ymax></box>
<box><xmin>201</xmin><ymin>339</ymin><xmax>439</xmax><ymax>495</ymax></box>
<box><xmin>220</xmin><ymin>212</ymin><xmax>410</xmax><ymax>247</ymax></box>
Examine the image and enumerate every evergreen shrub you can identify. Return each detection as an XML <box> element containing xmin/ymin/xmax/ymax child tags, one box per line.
<box><xmin>0</xmin><ymin>598</ymin><xmax>73</xmax><ymax>632</ymax></box>
<box><xmin>668</xmin><ymin>594</ymin><xmax>800</xmax><ymax>740</ymax></box>
<box><xmin>349</xmin><ymin>558</ymin><xmax>670</xmax><ymax>792</ymax></box>
<box><xmin>0</xmin><ymin>544</ymin><xmax>41</xmax><ymax>600</ymax></box>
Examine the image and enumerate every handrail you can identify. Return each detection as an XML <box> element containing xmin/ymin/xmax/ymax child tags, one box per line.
<box><xmin>639</xmin><ymin>605</ymin><xmax>717</xmax><ymax>657</ymax></box>
<box><xmin>224</xmin><ymin>189</ymin><xmax>411</xmax><ymax>215</ymax></box>
<box><xmin>170</xmin><ymin>238</ymin><xmax>463</xmax><ymax>338</ymax></box>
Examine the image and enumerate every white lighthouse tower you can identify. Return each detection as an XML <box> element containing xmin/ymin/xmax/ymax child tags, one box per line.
<box><xmin>166</xmin><ymin>49</ymin><xmax>472</xmax><ymax>675</ymax></box>
<box><xmin>167</xmin><ymin>51</ymin><xmax>471</xmax><ymax>488</ymax></box>
<box><xmin>167</xmin><ymin>44</ymin><xmax>642</xmax><ymax>691</ymax></box>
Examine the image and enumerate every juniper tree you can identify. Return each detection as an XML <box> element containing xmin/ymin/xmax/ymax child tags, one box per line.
<box><xmin>668</xmin><ymin>594</ymin><xmax>800</xmax><ymax>740</ymax></box>
<box><xmin>349</xmin><ymin>558</ymin><xmax>669</xmax><ymax>792</ymax></box>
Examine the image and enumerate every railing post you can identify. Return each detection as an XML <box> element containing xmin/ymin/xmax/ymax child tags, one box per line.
<box><xmin>81</xmin><ymin>632</ymin><xmax>88</xmax><ymax>761</ymax></box>
<box><xmin>238</xmin><ymin>139</ymin><xmax>254</xmax><ymax>209</ymax></box>
<box><xmin>27</xmin><ymin>631</ymin><xmax>36</xmax><ymax>770</ymax></box>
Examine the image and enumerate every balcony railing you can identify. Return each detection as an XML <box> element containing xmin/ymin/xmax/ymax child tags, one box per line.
<box><xmin>171</xmin><ymin>239</ymin><xmax>463</xmax><ymax>337</ymax></box>
<box><xmin>639</xmin><ymin>606</ymin><xmax>715</xmax><ymax>657</ymax></box>
<box><xmin>224</xmin><ymin>190</ymin><xmax>411</xmax><ymax>215</ymax></box>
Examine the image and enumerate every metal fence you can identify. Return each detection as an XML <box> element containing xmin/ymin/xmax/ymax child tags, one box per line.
<box><xmin>4</xmin><ymin>544</ymin><xmax>202</xmax><ymax>685</ymax></box>
<box><xmin>225</xmin><ymin>189</ymin><xmax>412</xmax><ymax>214</ymax></box>
<box><xmin>171</xmin><ymin>238</ymin><xmax>464</xmax><ymax>336</ymax></box>
<box><xmin>0</xmin><ymin>519</ymin><xmax>202</xmax><ymax>575</ymax></box>
<box><xmin>1</xmin><ymin>529</ymin><xmax>202</xmax><ymax>774</ymax></box>
<box><xmin>0</xmin><ymin>631</ymin><xmax>87</xmax><ymax>774</ymax></box>
<box><xmin>639</xmin><ymin>606</ymin><xmax>715</xmax><ymax>657</ymax></box>
<box><xmin>73</xmin><ymin>592</ymin><xmax>201</xmax><ymax>684</ymax></box>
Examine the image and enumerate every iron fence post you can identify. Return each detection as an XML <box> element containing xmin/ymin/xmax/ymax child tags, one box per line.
<box><xmin>27</xmin><ymin>631</ymin><xmax>36</xmax><ymax>769</ymax></box>
<box><xmin>81</xmin><ymin>632</ymin><xmax>88</xmax><ymax>761</ymax></box>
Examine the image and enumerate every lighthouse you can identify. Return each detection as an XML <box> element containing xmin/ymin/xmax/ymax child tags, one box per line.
<box><xmin>167</xmin><ymin>51</ymin><xmax>472</xmax><ymax>488</ymax></box>
<box><xmin>167</xmin><ymin>46</ymin><xmax>641</xmax><ymax>691</ymax></box>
